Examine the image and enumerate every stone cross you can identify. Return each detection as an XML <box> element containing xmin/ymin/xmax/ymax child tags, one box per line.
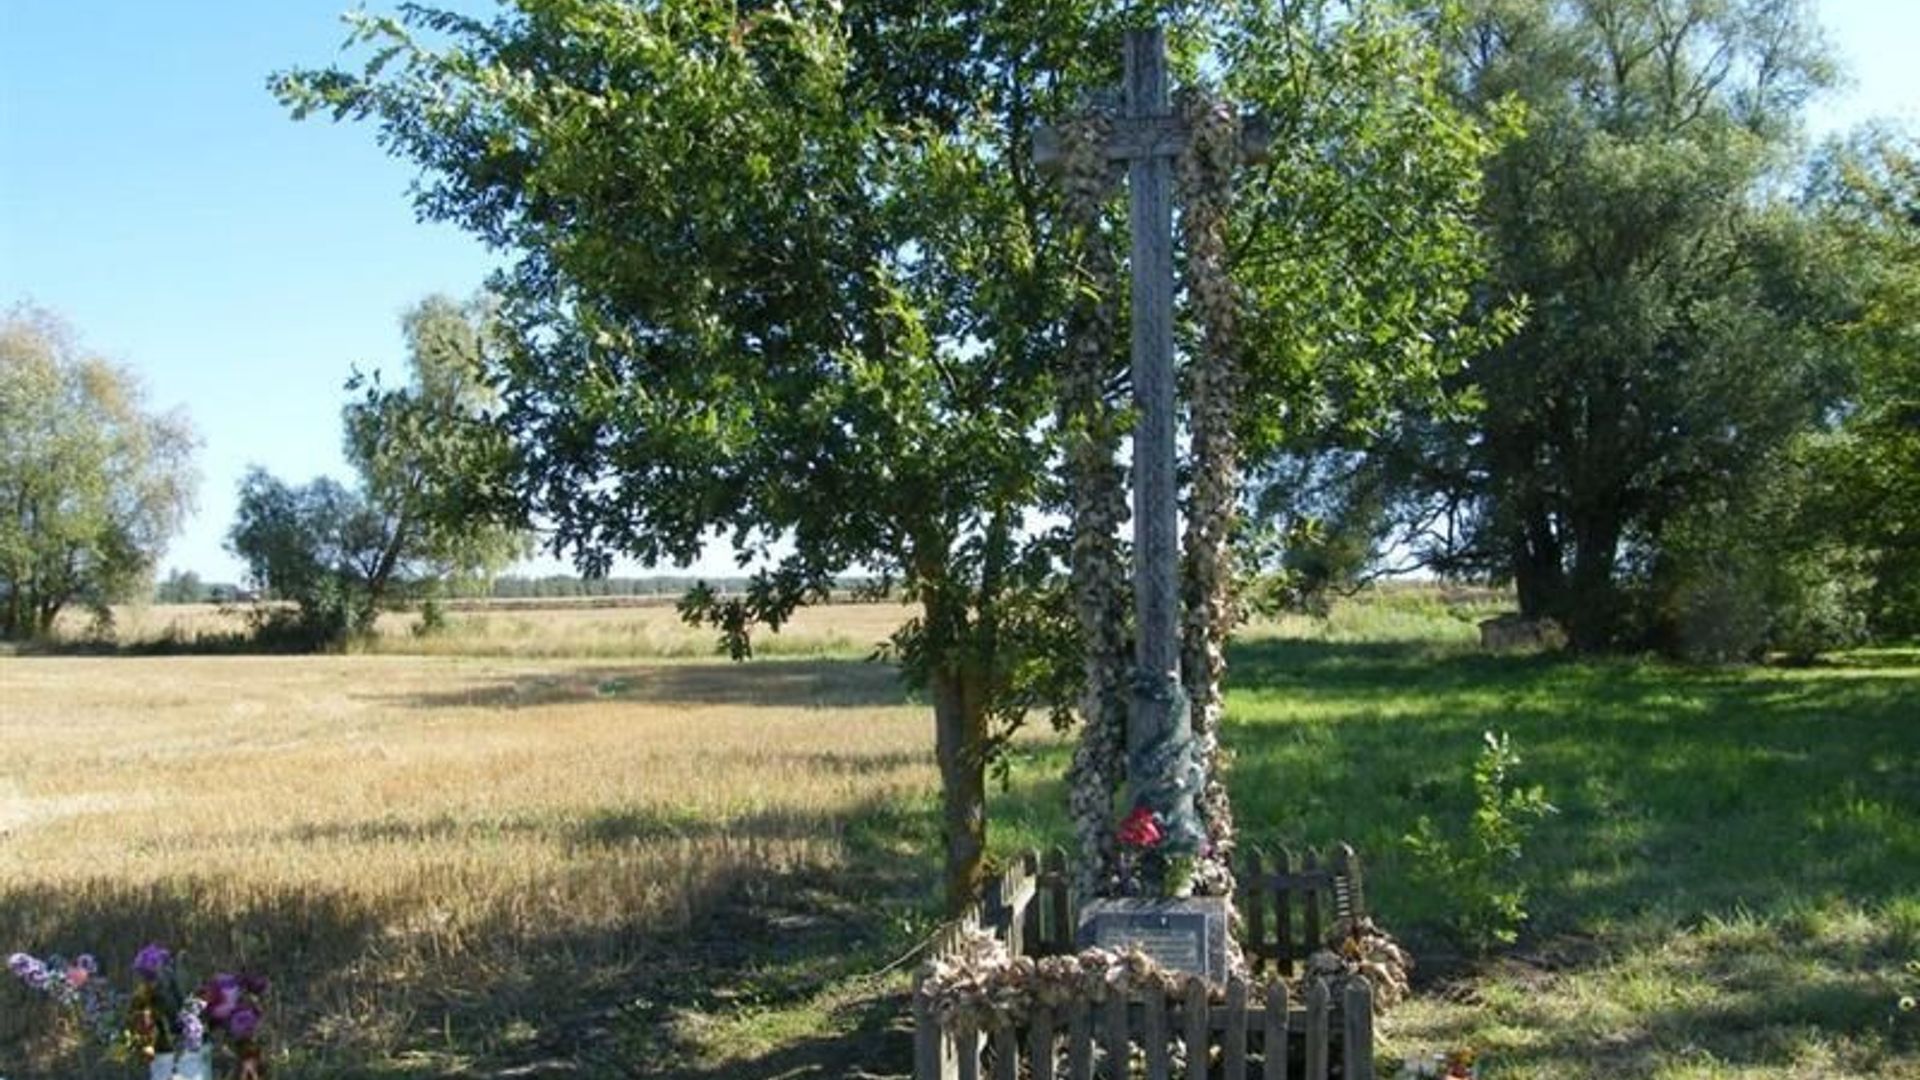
<box><xmin>1036</xmin><ymin>27</ymin><xmax>1267</xmax><ymax>861</ymax></box>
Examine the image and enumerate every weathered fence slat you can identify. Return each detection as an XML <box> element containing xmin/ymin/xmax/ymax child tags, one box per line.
<box><xmin>913</xmin><ymin>971</ymin><xmax>943</xmax><ymax>1080</ymax></box>
<box><xmin>1184</xmin><ymin>979</ymin><xmax>1209</xmax><ymax>1080</ymax></box>
<box><xmin>1068</xmin><ymin>999</ymin><xmax>1094</xmax><ymax>1080</ymax></box>
<box><xmin>1030</xmin><ymin>1006</ymin><xmax>1058</xmax><ymax>1080</ymax></box>
<box><xmin>991</xmin><ymin>1021</ymin><xmax>1019</xmax><ymax>1080</ymax></box>
<box><xmin>1046</xmin><ymin>848</ymin><xmax>1073</xmax><ymax>954</ymax></box>
<box><xmin>1244</xmin><ymin>850</ymin><xmax>1266</xmax><ymax>965</ymax></box>
<box><xmin>1302</xmin><ymin>849</ymin><xmax>1323</xmax><ymax>955</ymax></box>
<box><xmin>1264</xmin><ymin>979</ymin><xmax>1289</xmax><ymax>1080</ymax></box>
<box><xmin>1223</xmin><ymin>977</ymin><xmax>1249</xmax><ymax>1080</ymax></box>
<box><xmin>1304</xmin><ymin>980</ymin><xmax>1329</xmax><ymax>1080</ymax></box>
<box><xmin>1102</xmin><ymin>993</ymin><xmax>1128</xmax><ymax>1079</ymax></box>
<box><xmin>1275</xmin><ymin>847</ymin><xmax>1296</xmax><ymax>974</ymax></box>
<box><xmin>1342</xmin><ymin>980</ymin><xmax>1375</xmax><ymax>1080</ymax></box>
<box><xmin>1336</xmin><ymin>841</ymin><xmax>1367</xmax><ymax>914</ymax></box>
<box><xmin>957</xmin><ymin>1018</ymin><xmax>981</xmax><ymax>1080</ymax></box>
<box><xmin>1144</xmin><ymin>983</ymin><xmax>1171</xmax><ymax>1079</ymax></box>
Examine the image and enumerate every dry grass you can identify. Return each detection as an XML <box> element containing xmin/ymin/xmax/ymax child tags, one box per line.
<box><xmin>0</xmin><ymin>651</ymin><xmax>938</xmax><ymax>1077</ymax></box>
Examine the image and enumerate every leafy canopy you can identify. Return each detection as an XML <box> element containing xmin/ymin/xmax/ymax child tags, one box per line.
<box><xmin>1294</xmin><ymin>0</ymin><xmax>1857</xmax><ymax>652</ymax></box>
<box><xmin>0</xmin><ymin>305</ymin><xmax>197</xmax><ymax>640</ymax></box>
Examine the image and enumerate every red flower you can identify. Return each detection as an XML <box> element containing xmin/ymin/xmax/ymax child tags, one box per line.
<box><xmin>1116</xmin><ymin>807</ymin><xmax>1164</xmax><ymax>849</ymax></box>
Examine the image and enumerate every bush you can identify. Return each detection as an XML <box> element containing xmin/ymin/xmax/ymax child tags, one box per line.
<box><xmin>1652</xmin><ymin>492</ymin><xmax>1871</xmax><ymax>663</ymax></box>
<box><xmin>1403</xmin><ymin>731</ymin><xmax>1555</xmax><ymax>953</ymax></box>
<box><xmin>412</xmin><ymin>598</ymin><xmax>449</xmax><ymax>638</ymax></box>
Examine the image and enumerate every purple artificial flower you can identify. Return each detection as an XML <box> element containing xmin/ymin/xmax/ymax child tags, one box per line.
<box><xmin>75</xmin><ymin>953</ymin><xmax>98</xmax><ymax>974</ymax></box>
<box><xmin>178</xmin><ymin>1010</ymin><xmax>207</xmax><ymax>1051</ymax></box>
<box><xmin>132</xmin><ymin>943</ymin><xmax>171</xmax><ymax>981</ymax></box>
<box><xmin>227</xmin><ymin>1004</ymin><xmax>261</xmax><ymax>1040</ymax></box>
<box><xmin>202</xmin><ymin>973</ymin><xmax>241</xmax><ymax>1023</ymax></box>
<box><xmin>7</xmin><ymin>952</ymin><xmax>36</xmax><ymax>977</ymax></box>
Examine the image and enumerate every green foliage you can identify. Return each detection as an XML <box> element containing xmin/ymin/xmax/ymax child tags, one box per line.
<box><xmin>343</xmin><ymin>294</ymin><xmax>525</xmax><ymax>588</ymax></box>
<box><xmin>1402</xmin><ymin>730</ymin><xmax>1555</xmax><ymax>953</ymax></box>
<box><xmin>412</xmin><ymin>597</ymin><xmax>449</xmax><ymax>638</ymax></box>
<box><xmin>153</xmin><ymin>569</ymin><xmax>209</xmax><ymax>605</ymax></box>
<box><xmin>1650</xmin><ymin>455</ymin><xmax>1871</xmax><ymax>664</ymax></box>
<box><xmin>0</xmin><ymin>305</ymin><xmax>198</xmax><ymax>639</ymax></box>
<box><xmin>1800</xmin><ymin>134</ymin><xmax>1920</xmax><ymax>639</ymax></box>
<box><xmin>1312</xmin><ymin>0</ymin><xmax>1864</xmax><ymax>653</ymax></box>
<box><xmin>227</xmin><ymin>469</ymin><xmax>383</xmax><ymax>645</ymax></box>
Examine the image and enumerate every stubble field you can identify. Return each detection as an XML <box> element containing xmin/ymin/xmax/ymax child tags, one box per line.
<box><xmin>3</xmin><ymin>604</ymin><xmax>941</xmax><ymax>1078</ymax></box>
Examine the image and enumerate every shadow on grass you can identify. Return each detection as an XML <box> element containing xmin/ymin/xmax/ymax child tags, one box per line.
<box><xmin>0</xmin><ymin>794</ymin><xmax>941</xmax><ymax>1080</ymax></box>
<box><xmin>380</xmin><ymin>659</ymin><xmax>914</xmax><ymax>712</ymax></box>
<box><xmin>1218</xmin><ymin>637</ymin><xmax>1920</xmax><ymax>925</ymax></box>
<box><xmin>268</xmin><ymin>793</ymin><xmax>930</xmax><ymax>853</ymax></box>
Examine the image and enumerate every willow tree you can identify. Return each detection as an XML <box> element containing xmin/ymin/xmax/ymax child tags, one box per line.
<box><xmin>1343</xmin><ymin>0</ymin><xmax>1849</xmax><ymax>652</ymax></box>
<box><xmin>277</xmin><ymin>0</ymin><xmax>1500</xmax><ymax>913</ymax></box>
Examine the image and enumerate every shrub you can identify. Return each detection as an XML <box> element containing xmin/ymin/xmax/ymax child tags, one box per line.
<box><xmin>1403</xmin><ymin>731</ymin><xmax>1556</xmax><ymax>953</ymax></box>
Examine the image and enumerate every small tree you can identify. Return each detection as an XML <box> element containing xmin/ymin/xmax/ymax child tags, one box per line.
<box><xmin>154</xmin><ymin>569</ymin><xmax>207</xmax><ymax>605</ymax></box>
<box><xmin>228</xmin><ymin>295</ymin><xmax>524</xmax><ymax>644</ymax></box>
<box><xmin>0</xmin><ymin>305</ymin><xmax>197</xmax><ymax>639</ymax></box>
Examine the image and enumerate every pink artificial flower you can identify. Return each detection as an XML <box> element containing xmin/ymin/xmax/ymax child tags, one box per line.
<box><xmin>1116</xmin><ymin>806</ymin><xmax>1164</xmax><ymax>849</ymax></box>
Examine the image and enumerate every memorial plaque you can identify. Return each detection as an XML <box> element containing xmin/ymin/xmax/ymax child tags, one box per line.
<box><xmin>1077</xmin><ymin>896</ymin><xmax>1228</xmax><ymax>982</ymax></box>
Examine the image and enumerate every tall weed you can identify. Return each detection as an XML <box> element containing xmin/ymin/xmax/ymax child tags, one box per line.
<box><xmin>1403</xmin><ymin>731</ymin><xmax>1556</xmax><ymax>953</ymax></box>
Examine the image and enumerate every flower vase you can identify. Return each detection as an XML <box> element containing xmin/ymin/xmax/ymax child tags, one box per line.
<box><xmin>149</xmin><ymin>1046</ymin><xmax>213</xmax><ymax>1080</ymax></box>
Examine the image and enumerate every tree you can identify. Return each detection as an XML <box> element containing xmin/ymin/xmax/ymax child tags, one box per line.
<box><xmin>154</xmin><ymin>569</ymin><xmax>207</xmax><ymax>604</ymax></box>
<box><xmin>1329</xmin><ymin>0</ymin><xmax>1854</xmax><ymax>652</ymax></box>
<box><xmin>0</xmin><ymin>306</ymin><xmax>197</xmax><ymax>639</ymax></box>
<box><xmin>228</xmin><ymin>295</ymin><xmax>524</xmax><ymax>643</ymax></box>
<box><xmin>342</xmin><ymin>293</ymin><xmax>526</xmax><ymax>601</ymax></box>
<box><xmin>276</xmin><ymin>0</ymin><xmax>1501</xmax><ymax>911</ymax></box>
<box><xmin>1800</xmin><ymin>133</ymin><xmax>1920</xmax><ymax>638</ymax></box>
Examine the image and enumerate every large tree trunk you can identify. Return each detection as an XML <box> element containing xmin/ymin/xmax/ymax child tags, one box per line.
<box><xmin>931</xmin><ymin>665</ymin><xmax>988</xmax><ymax>915</ymax></box>
<box><xmin>3</xmin><ymin>576</ymin><xmax>21</xmax><ymax>640</ymax></box>
<box><xmin>1564</xmin><ymin>510</ymin><xmax>1623</xmax><ymax>651</ymax></box>
<box><xmin>1510</xmin><ymin>504</ymin><xmax>1564</xmax><ymax>619</ymax></box>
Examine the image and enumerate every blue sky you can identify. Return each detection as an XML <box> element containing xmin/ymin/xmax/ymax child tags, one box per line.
<box><xmin>2</xmin><ymin>1</ymin><xmax>1916</xmax><ymax>584</ymax></box>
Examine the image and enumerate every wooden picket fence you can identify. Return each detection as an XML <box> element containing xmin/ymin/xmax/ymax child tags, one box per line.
<box><xmin>914</xmin><ymin>848</ymin><xmax>1376</xmax><ymax>1080</ymax></box>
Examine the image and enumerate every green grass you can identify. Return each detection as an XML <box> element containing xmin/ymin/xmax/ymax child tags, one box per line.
<box><xmin>987</xmin><ymin>610</ymin><xmax>1920</xmax><ymax>1078</ymax></box>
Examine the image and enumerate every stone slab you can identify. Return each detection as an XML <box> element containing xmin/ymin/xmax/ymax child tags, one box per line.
<box><xmin>1077</xmin><ymin>896</ymin><xmax>1229</xmax><ymax>982</ymax></box>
